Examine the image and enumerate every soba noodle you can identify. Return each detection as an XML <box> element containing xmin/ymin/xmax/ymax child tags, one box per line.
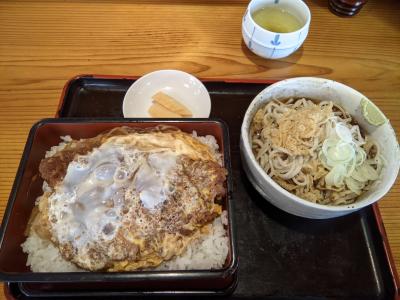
<box><xmin>250</xmin><ymin>98</ymin><xmax>384</xmax><ymax>205</ymax></box>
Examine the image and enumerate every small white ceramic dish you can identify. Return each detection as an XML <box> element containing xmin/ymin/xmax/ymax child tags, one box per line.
<box><xmin>240</xmin><ymin>77</ymin><xmax>400</xmax><ymax>219</ymax></box>
<box><xmin>242</xmin><ymin>0</ymin><xmax>311</xmax><ymax>59</ymax></box>
<box><xmin>123</xmin><ymin>70</ymin><xmax>211</xmax><ymax>118</ymax></box>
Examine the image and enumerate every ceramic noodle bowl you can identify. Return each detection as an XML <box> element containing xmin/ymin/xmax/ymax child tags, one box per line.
<box><xmin>240</xmin><ymin>77</ymin><xmax>400</xmax><ymax>219</ymax></box>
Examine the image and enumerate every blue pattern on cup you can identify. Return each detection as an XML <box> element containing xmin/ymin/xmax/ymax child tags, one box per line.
<box><xmin>249</xmin><ymin>27</ymin><xmax>256</xmax><ymax>49</ymax></box>
<box><xmin>270</xmin><ymin>34</ymin><xmax>281</xmax><ymax>46</ymax></box>
<box><xmin>271</xmin><ymin>47</ymin><xmax>276</xmax><ymax>58</ymax></box>
<box><xmin>243</xmin><ymin>8</ymin><xmax>248</xmax><ymax>23</ymax></box>
<box><xmin>297</xmin><ymin>31</ymin><xmax>302</xmax><ymax>42</ymax></box>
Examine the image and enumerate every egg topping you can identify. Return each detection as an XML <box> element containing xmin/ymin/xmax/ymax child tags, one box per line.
<box><xmin>34</xmin><ymin>126</ymin><xmax>226</xmax><ymax>271</ymax></box>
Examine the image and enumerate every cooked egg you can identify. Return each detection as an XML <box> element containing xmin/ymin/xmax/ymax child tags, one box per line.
<box><xmin>35</xmin><ymin>127</ymin><xmax>226</xmax><ymax>271</ymax></box>
<box><xmin>48</xmin><ymin>142</ymin><xmax>179</xmax><ymax>249</ymax></box>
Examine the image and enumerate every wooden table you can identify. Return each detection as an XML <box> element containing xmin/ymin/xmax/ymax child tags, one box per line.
<box><xmin>0</xmin><ymin>0</ymin><xmax>399</xmax><ymax>298</ymax></box>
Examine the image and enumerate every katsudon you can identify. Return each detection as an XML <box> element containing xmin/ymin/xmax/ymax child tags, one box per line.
<box><xmin>22</xmin><ymin>126</ymin><xmax>229</xmax><ymax>272</ymax></box>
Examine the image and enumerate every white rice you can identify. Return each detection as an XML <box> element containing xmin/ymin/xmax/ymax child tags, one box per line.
<box><xmin>21</xmin><ymin>232</ymin><xmax>82</xmax><ymax>272</ymax></box>
<box><xmin>157</xmin><ymin>211</ymin><xmax>229</xmax><ymax>271</ymax></box>
<box><xmin>22</xmin><ymin>132</ymin><xmax>229</xmax><ymax>272</ymax></box>
<box><xmin>45</xmin><ymin>135</ymin><xmax>72</xmax><ymax>158</ymax></box>
<box><xmin>21</xmin><ymin>212</ymin><xmax>229</xmax><ymax>272</ymax></box>
<box><xmin>192</xmin><ymin>131</ymin><xmax>223</xmax><ymax>166</ymax></box>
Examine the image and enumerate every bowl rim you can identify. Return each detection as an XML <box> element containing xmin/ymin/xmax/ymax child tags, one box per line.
<box><xmin>122</xmin><ymin>69</ymin><xmax>211</xmax><ymax>118</ymax></box>
<box><xmin>241</xmin><ymin>76</ymin><xmax>400</xmax><ymax>212</ymax></box>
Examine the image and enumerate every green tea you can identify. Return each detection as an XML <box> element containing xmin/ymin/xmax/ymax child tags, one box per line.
<box><xmin>252</xmin><ymin>6</ymin><xmax>302</xmax><ymax>33</ymax></box>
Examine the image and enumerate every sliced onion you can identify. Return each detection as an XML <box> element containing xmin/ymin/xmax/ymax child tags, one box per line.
<box><xmin>319</xmin><ymin>151</ymin><xmax>330</xmax><ymax>170</ymax></box>
<box><xmin>322</xmin><ymin>138</ymin><xmax>338</xmax><ymax>154</ymax></box>
<box><xmin>358</xmin><ymin>164</ymin><xmax>379</xmax><ymax>181</ymax></box>
<box><xmin>327</xmin><ymin>142</ymin><xmax>355</xmax><ymax>162</ymax></box>
<box><xmin>319</xmin><ymin>119</ymin><xmax>383</xmax><ymax>190</ymax></box>
<box><xmin>345</xmin><ymin>177</ymin><xmax>364</xmax><ymax>195</ymax></box>
<box><xmin>350</xmin><ymin>167</ymin><xmax>367</xmax><ymax>182</ymax></box>
<box><xmin>345</xmin><ymin>156</ymin><xmax>356</xmax><ymax>177</ymax></box>
<box><xmin>335</xmin><ymin>123</ymin><xmax>353</xmax><ymax>143</ymax></box>
<box><xmin>351</xmin><ymin>163</ymin><xmax>379</xmax><ymax>182</ymax></box>
<box><xmin>355</xmin><ymin>147</ymin><xmax>366</xmax><ymax>167</ymax></box>
<box><xmin>322</xmin><ymin>139</ymin><xmax>355</xmax><ymax>167</ymax></box>
<box><xmin>325</xmin><ymin>164</ymin><xmax>346</xmax><ymax>187</ymax></box>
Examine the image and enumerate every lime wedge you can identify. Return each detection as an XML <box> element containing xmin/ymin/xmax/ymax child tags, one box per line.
<box><xmin>360</xmin><ymin>98</ymin><xmax>387</xmax><ymax>126</ymax></box>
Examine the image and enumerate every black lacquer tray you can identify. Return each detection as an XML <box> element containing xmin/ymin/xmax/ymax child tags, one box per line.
<box><xmin>5</xmin><ymin>75</ymin><xmax>399</xmax><ymax>299</ymax></box>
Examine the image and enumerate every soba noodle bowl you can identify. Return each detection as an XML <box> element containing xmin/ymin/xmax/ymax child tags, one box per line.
<box><xmin>250</xmin><ymin>98</ymin><xmax>384</xmax><ymax>205</ymax></box>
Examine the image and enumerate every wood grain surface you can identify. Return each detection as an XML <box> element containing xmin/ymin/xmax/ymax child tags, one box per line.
<box><xmin>0</xmin><ymin>0</ymin><xmax>399</xmax><ymax>298</ymax></box>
